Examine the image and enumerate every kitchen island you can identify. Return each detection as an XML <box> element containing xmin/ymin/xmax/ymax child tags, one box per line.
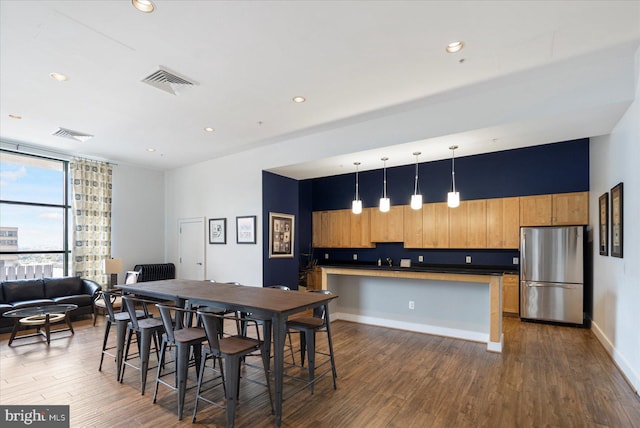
<box><xmin>319</xmin><ymin>265</ymin><xmax>505</xmax><ymax>352</ymax></box>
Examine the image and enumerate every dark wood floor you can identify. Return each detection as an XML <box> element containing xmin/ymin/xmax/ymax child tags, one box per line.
<box><xmin>1</xmin><ymin>314</ymin><xmax>639</xmax><ymax>427</ymax></box>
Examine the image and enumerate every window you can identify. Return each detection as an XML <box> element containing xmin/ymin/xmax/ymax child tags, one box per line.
<box><xmin>0</xmin><ymin>150</ymin><xmax>70</xmax><ymax>279</ymax></box>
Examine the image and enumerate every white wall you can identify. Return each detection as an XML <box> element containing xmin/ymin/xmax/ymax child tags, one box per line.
<box><xmin>589</xmin><ymin>48</ymin><xmax>640</xmax><ymax>394</ymax></box>
<box><xmin>111</xmin><ymin>163</ymin><xmax>165</xmax><ymax>283</ymax></box>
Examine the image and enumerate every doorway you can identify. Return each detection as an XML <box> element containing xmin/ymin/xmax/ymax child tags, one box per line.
<box><xmin>178</xmin><ymin>217</ymin><xmax>205</xmax><ymax>280</ymax></box>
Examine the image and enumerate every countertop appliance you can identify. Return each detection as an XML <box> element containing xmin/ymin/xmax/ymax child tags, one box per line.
<box><xmin>520</xmin><ymin>226</ymin><xmax>584</xmax><ymax>324</ymax></box>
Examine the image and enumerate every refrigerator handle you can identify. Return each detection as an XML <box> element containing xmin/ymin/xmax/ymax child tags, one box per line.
<box><xmin>521</xmin><ymin>233</ymin><xmax>525</xmax><ymax>279</ymax></box>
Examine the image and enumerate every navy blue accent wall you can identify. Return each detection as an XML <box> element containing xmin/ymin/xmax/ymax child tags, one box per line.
<box><xmin>311</xmin><ymin>139</ymin><xmax>589</xmax><ymax>210</ymax></box>
<box><xmin>263</xmin><ymin>139</ymin><xmax>590</xmax><ymax>281</ymax></box>
<box><xmin>262</xmin><ymin>171</ymin><xmax>300</xmax><ymax>289</ymax></box>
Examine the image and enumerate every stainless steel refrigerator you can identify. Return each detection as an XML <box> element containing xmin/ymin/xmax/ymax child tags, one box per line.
<box><xmin>520</xmin><ymin>226</ymin><xmax>584</xmax><ymax>324</ymax></box>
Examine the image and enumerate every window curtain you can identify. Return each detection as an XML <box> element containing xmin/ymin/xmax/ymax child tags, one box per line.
<box><xmin>70</xmin><ymin>158</ymin><xmax>113</xmax><ymax>287</ymax></box>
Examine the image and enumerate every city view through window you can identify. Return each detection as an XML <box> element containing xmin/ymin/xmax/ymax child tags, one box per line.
<box><xmin>0</xmin><ymin>150</ymin><xmax>69</xmax><ymax>280</ymax></box>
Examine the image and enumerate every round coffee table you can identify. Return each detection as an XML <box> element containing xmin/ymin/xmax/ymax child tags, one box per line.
<box><xmin>3</xmin><ymin>304</ymin><xmax>78</xmax><ymax>346</ymax></box>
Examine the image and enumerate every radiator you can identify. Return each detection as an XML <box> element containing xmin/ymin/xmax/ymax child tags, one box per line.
<box><xmin>133</xmin><ymin>263</ymin><xmax>176</xmax><ymax>282</ymax></box>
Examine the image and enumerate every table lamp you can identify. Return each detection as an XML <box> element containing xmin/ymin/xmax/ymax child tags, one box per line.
<box><xmin>104</xmin><ymin>258</ymin><xmax>123</xmax><ymax>290</ymax></box>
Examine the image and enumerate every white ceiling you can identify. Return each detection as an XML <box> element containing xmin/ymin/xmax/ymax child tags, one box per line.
<box><xmin>1</xmin><ymin>1</ymin><xmax>639</xmax><ymax>178</ymax></box>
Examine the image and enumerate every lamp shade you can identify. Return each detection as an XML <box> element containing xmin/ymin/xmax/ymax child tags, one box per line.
<box><xmin>104</xmin><ymin>258</ymin><xmax>122</xmax><ymax>274</ymax></box>
<box><xmin>352</xmin><ymin>199</ymin><xmax>363</xmax><ymax>214</ymax></box>
<box><xmin>379</xmin><ymin>197</ymin><xmax>390</xmax><ymax>213</ymax></box>
<box><xmin>447</xmin><ymin>192</ymin><xmax>460</xmax><ymax>208</ymax></box>
<box><xmin>410</xmin><ymin>194</ymin><xmax>423</xmax><ymax>210</ymax></box>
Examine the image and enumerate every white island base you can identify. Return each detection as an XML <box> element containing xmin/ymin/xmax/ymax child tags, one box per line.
<box><xmin>320</xmin><ymin>267</ymin><xmax>503</xmax><ymax>353</ymax></box>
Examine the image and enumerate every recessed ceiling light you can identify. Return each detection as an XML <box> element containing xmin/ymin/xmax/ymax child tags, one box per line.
<box><xmin>146</xmin><ymin>148</ymin><xmax>156</xmax><ymax>152</ymax></box>
<box><xmin>292</xmin><ymin>96</ymin><xmax>306</xmax><ymax>103</ymax></box>
<box><xmin>132</xmin><ymin>0</ymin><xmax>155</xmax><ymax>13</ymax></box>
<box><xmin>50</xmin><ymin>72</ymin><xmax>68</xmax><ymax>81</ymax></box>
<box><xmin>204</xmin><ymin>127</ymin><xmax>214</xmax><ymax>132</ymax></box>
<box><xmin>446</xmin><ymin>41</ymin><xmax>464</xmax><ymax>53</ymax></box>
<box><xmin>8</xmin><ymin>114</ymin><xmax>22</xmax><ymax>119</ymax></box>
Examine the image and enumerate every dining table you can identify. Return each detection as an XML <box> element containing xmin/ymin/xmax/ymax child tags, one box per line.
<box><xmin>117</xmin><ymin>279</ymin><xmax>337</xmax><ymax>427</ymax></box>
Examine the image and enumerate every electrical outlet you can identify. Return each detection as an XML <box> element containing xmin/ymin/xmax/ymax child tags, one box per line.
<box><xmin>353</xmin><ymin>254</ymin><xmax>358</xmax><ymax>261</ymax></box>
<box><xmin>465</xmin><ymin>256</ymin><xmax>472</xmax><ymax>264</ymax></box>
<box><xmin>513</xmin><ymin>257</ymin><xmax>519</xmax><ymax>265</ymax></box>
<box><xmin>418</xmin><ymin>255</ymin><xmax>424</xmax><ymax>262</ymax></box>
<box><xmin>324</xmin><ymin>253</ymin><xmax>329</xmax><ymax>260</ymax></box>
<box><xmin>409</xmin><ymin>301</ymin><xmax>415</xmax><ymax>310</ymax></box>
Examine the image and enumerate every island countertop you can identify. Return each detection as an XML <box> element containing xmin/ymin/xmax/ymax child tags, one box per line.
<box><xmin>316</xmin><ymin>262</ymin><xmax>518</xmax><ymax>276</ymax></box>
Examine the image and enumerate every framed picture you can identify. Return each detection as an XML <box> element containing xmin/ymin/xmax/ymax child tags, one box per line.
<box><xmin>598</xmin><ymin>193</ymin><xmax>608</xmax><ymax>256</ymax></box>
<box><xmin>269</xmin><ymin>212</ymin><xmax>295</xmax><ymax>258</ymax></box>
<box><xmin>236</xmin><ymin>215</ymin><xmax>257</xmax><ymax>244</ymax></box>
<box><xmin>209</xmin><ymin>218</ymin><xmax>226</xmax><ymax>244</ymax></box>
<box><xmin>610</xmin><ymin>182</ymin><xmax>623</xmax><ymax>258</ymax></box>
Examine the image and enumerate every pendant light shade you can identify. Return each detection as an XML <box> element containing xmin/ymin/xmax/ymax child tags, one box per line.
<box><xmin>447</xmin><ymin>145</ymin><xmax>460</xmax><ymax>208</ymax></box>
<box><xmin>352</xmin><ymin>162</ymin><xmax>362</xmax><ymax>214</ymax></box>
<box><xmin>410</xmin><ymin>151</ymin><xmax>423</xmax><ymax>210</ymax></box>
<box><xmin>379</xmin><ymin>157</ymin><xmax>390</xmax><ymax>212</ymax></box>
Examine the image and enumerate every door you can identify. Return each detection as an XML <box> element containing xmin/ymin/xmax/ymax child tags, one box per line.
<box><xmin>178</xmin><ymin>218</ymin><xmax>205</xmax><ymax>280</ymax></box>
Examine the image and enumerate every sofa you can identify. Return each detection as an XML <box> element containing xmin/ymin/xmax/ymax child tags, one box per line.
<box><xmin>0</xmin><ymin>276</ymin><xmax>101</xmax><ymax>330</ymax></box>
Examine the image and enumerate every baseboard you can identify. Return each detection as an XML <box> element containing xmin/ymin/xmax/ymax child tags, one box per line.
<box><xmin>591</xmin><ymin>320</ymin><xmax>640</xmax><ymax>395</ymax></box>
<box><xmin>333</xmin><ymin>311</ymin><xmax>490</xmax><ymax>346</ymax></box>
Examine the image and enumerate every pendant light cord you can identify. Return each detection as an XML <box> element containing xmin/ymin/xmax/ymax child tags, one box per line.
<box><xmin>451</xmin><ymin>148</ymin><xmax>457</xmax><ymax>192</ymax></box>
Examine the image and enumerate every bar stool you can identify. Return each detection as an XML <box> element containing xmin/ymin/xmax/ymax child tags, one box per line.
<box><xmin>119</xmin><ymin>295</ymin><xmax>164</xmax><ymax>395</ymax></box>
<box><xmin>153</xmin><ymin>304</ymin><xmax>207</xmax><ymax>420</ymax></box>
<box><xmin>193</xmin><ymin>310</ymin><xmax>273</xmax><ymax>426</ymax></box>
<box><xmin>287</xmin><ymin>289</ymin><xmax>337</xmax><ymax>393</ymax></box>
<box><xmin>98</xmin><ymin>290</ymin><xmax>147</xmax><ymax>381</ymax></box>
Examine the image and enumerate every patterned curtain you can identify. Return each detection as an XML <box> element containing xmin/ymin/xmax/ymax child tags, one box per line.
<box><xmin>70</xmin><ymin>159</ymin><xmax>113</xmax><ymax>287</ymax></box>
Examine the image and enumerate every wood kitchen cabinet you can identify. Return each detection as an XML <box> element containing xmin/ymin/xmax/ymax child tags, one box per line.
<box><xmin>351</xmin><ymin>208</ymin><xmax>375</xmax><ymax>248</ymax></box>
<box><xmin>312</xmin><ymin>211</ymin><xmax>328</xmax><ymax>247</ymax></box>
<box><xmin>327</xmin><ymin>209</ymin><xmax>351</xmax><ymax>247</ymax></box>
<box><xmin>520</xmin><ymin>192</ymin><xmax>588</xmax><ymax>226</ymax></box>
<box><xmin>403</xmin><ymin>205</ymin><xmax>423</xmax><ymax>248</ymax></box>
<box><xmin>449</xmin><ymin>200</ymin><xmax>487</xmax><ymax>248</ymax></box>
<box><xmin>487</xmin><ymin>197</ymin><xmax>520</xmax><ymax>248</ymax></box>
<box><xmin>553</xmin><ymin>192</ymin><xmax>589</xmax><ymax>225</ymax></box>
<box><xmin>422</xmin><ymin>202</ymin><xmax>450</xmax><ymax>248</ymax></box>
<box><xmin>502</xmin><ymin>273</ymin><xmax>519</xmax><ymax>315</ymax></box>
<box><xmin>370</xmin><ymin>205</ymin><xmax>404</xmax><ymax>242</ymax></box>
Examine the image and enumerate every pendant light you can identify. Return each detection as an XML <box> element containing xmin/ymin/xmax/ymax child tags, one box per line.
<box><xmin>410</xmin><ymin>151</ymin><xmax>423</xmax><ymax>210</ymax></box>
<box><xmin>352</xmin><ymin>162</ymin><xmax>362</xmax><ymax>214</ymax></box>
<box><xmin>379</xmin><ymin>157</ymin><xmax>390</xmax><ymax>212</ymax></box>
<box><xmin>447</xmin><ymin>145</ymin><xmax>460</xmax><ymax>208</ymax></box>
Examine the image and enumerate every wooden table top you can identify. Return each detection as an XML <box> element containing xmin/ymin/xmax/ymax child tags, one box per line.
<box><xmin>117</xmin><ymin>279</ymin><xmax>336</xmax><ymax>315</ymax></box>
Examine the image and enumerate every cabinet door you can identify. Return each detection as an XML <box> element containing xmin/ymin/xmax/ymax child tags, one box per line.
<box><xmin>502</xmin><ymin>274</ymin><xmax>519</xmax><ymax>314</ymax></box>
<box><xmin>487</xmin><ymin>197</ymin><xmax>520</xmax><ymax>248</ymax></box>
<box><xmin>351</xmin><ymin>208</ymin><xmax>374</xmax><ymax>248</ymax></box>
<box><xmin>422</xmin><ymin>202</ymin><xmax>450</xmax><ymax>248</ymax></box>
<box><xmin>312</xmin><ymin>211</ymin><xmax>323</xmax><ymax>248</ymax></box>
<box><xmin>403</xmin><ymin>205</ymin><xmax>423</xmax><ymax>248</ymax></box>
<box><xmin>520</xmin><ymin>194</ymin><xmax>552</xmax><ymax>226</ymax></box>
<box><xmin>370</xmin><ymin>205</ymin><xmax>404</xmax><ymax>242</ymax></box>
<box><xmin>327</xmin><ymin>209</ymin><xmax>351</xmax><ymax>248</ymax></box>
<box><xmin>450</xmin><ymin>200</ymin><xmax>486</xmax><ymax>248</ymax></box>
<box><xmin>553</xmin><ymin>191</ymin><xmax>588</xmax><ymax>225</ymax></box>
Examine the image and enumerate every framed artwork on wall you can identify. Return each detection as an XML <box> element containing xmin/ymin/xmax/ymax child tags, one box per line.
<box><xmin>598</xmin><ymin>193</ymin><xmax>608</xmax><ymax>256</ymax></box>
<box><xmin>610</xmin><ymin>182</ymin><xmax>623</xmax><ymax>258</ymax></box>
<box><xmin>236</xmin><ymin>215</ymin><xmax>257</xmax><ymax>244</ymax></box>
<box><xmin>209</xmin><ymin>218</ymin><xmax>226</xmax><ymax>244</ymax></box>
<box><xmin>269</xmin><ymin>212</ymin><xmax>294</xmax><ymax>258</ymax></box>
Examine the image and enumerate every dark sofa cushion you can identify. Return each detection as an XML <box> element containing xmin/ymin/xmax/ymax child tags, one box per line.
<box><xmin>44</xmin><ymin>277</ymin><xmax>83</xmax><ymax>299</ymax></box>
<box><xmin>2</xmin><ymin>279</ymin><xmax>45</xmax><ymax>302</ymax></box>
<box><xmin>52</xmin><ymin>295</ymin><xmax>93</xmax><ymax>307</ymax></box>
<box><xmin>0</xmin><ymin>303</ymin><xmax>13</xmax><ymax>316</ymax></box>
<box><xmin>11</xmin><ymin>299</ymin><xmax>54</xmax><ymax>310</ymax></box>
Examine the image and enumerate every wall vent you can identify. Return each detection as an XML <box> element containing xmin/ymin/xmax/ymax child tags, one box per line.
<box><xmin>51</xmin><ymin>127</ymin><xmax>94</xmax><ymax>142</ymax></box>
<box><xmin>141</xmin><ymin>66</ymin><xmax>197</xmax><ymax>95</ymax></box>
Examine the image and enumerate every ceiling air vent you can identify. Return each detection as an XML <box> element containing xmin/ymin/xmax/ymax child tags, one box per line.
<box><xmin>52</xmin><ymin>127</ymin><xmax>94</xmax><ymax>142</ymax></box>
<box><xmin>141</xmin><ymin>66</ymin><xmax>197</xmax><ymax>95</ymax></box>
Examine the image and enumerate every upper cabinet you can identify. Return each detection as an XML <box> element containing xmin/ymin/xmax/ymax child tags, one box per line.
<box><xmin>552</xmin><ymin>192</ymin><xmax>589</xmax><ymax>225</ymax></box>
<box><xmin>422</xmin><ymin>202</ymin><xmax>450</xmax><ymax>248</ymax></box>
<box><xmin>520</xmin><ymin>192</ymin><xmax>588</xmax><ymax>226</ymax></box>
<box><xmin>449</xmin><ymin>200</ymin><xmax>487</xmax><ymax>248</ymax></box>
<box><xmin>403</xmin><ymin>205</ymin><xmax>423</xmax><ymax>248</ymax></box>
<box><xmin>351</xmin><ymin>208</ymin><xmax>375</xmax><ymax>248</ymax></box>
<box><xmin>313</xmin><ymin>209</ymin><xmax>374</xmax><ymax>248</ymax></box>
<box><xmin>370</xmin><ymin>205</ymin><xmax>404</xmax><ymax>242</ymax></box>
<box><xmin>487</xmin><ymin>197</ymin><xmax>520</xmax><ymax>248</ymax></box>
